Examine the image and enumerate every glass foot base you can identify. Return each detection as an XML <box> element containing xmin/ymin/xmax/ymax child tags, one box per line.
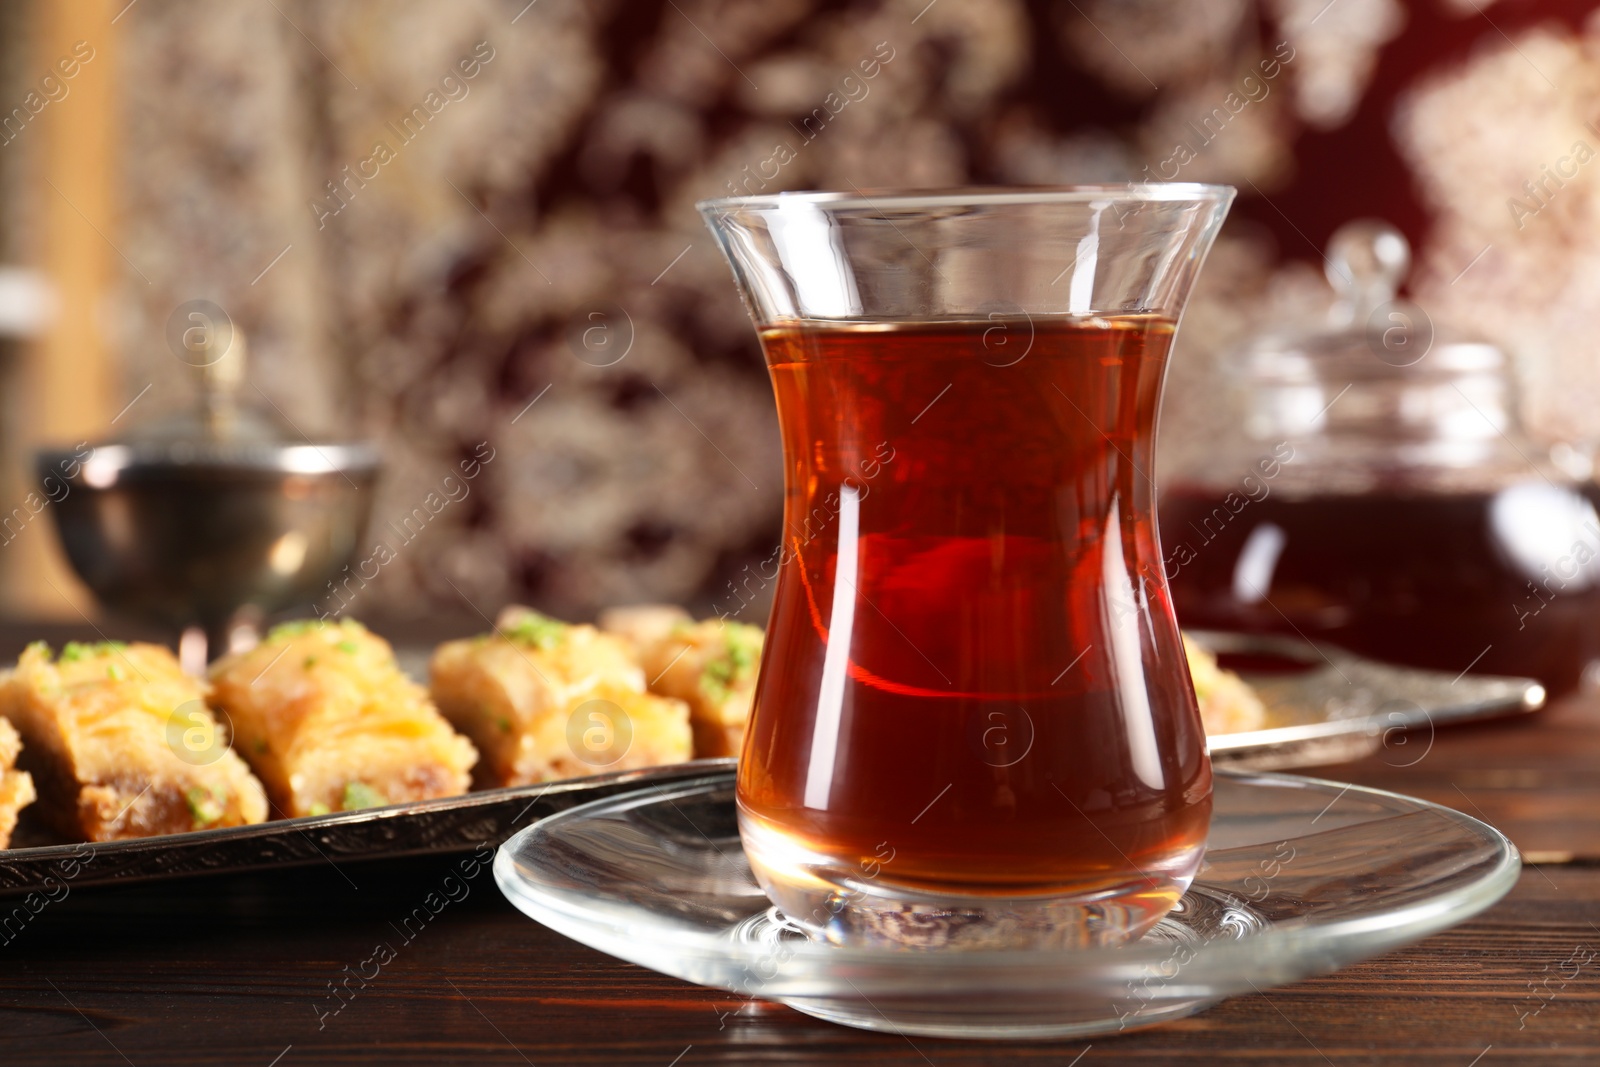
<box><xmin>738</xmin><ymin>810</ymin><xmax>1201</xmax><ymax>951</ymax></box>
<box><xmin>785</xmin><ymin>990</ymin><xmax>1218</xmax><ymax>1038</ymax></box>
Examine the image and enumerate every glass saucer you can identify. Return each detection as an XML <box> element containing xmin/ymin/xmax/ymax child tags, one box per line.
<box><xmin>494</xmin><ymin>769</ymin><xmax>1519</xmax><ymax>1040</ymax></box>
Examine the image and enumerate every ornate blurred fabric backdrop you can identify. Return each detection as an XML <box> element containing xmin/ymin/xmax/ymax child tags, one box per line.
<box><xmin>30</xmin><ymin>0</ymin><xmax>1600</xmax><ymax>624</ymax></box>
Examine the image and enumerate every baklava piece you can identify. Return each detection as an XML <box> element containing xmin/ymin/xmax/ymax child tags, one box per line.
<box><xmin>607</xmin><ymin>614</ymin><xmax>764</xmax><ymax>759</ymax></box>
<box><xmin>209</xmin><ymin>620</ymin><xmax>477</xmax><ymax>817</ymax></box>
<box><xmin>0</xmin><ymin>641</ymin><xmax>266</xmax><ymax>841</ymax></box>
<box><xmin>429</xmin><ymin>606</ymin><xmax>692</xmax><ymax>787</ymax></box>
<box><xmin>0</xmin><ymin>718</ymin><xmax>35</xmax><ymax>848</ymax></box>
<box><xmin>1182</xmin><ymin>634</ymin><xmax>1269</xmax><ymax>735</ymax></box>
<box><xmin>595</xmin><ymin>604</ymin><xmax>692</xmax><ymax>653</ymax></box>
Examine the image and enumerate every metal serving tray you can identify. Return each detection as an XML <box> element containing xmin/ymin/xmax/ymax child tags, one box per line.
<box><xmin>0</xmin><ymin>635</ymin><xmax>1542</xmax><ymax>895</ymax></box>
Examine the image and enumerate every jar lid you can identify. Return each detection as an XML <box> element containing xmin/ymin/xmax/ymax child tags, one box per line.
<box><xmin>1238</xmin><ymin>219</ymin><xmax>1506</xmax><ymax>383</ymax></box>
<box><xmin>39</xmin><ymin>328</ymin><xmax>380</xmax><ymax>481</ymax></box>
<box><xmin>1219</xmin><ymin>219</ymin><xmax>1541</xmax><ymax>488</ymax></box>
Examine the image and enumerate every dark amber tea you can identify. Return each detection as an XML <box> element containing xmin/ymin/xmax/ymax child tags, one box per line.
<box><xmin>737</xmin><ymin>318</ymin><xmax>1213</xmax><ymax>934</ymax></box>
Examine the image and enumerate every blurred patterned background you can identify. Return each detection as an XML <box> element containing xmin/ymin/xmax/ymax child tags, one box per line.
<box><xmin>3</xmin><ymin>0</ymin><xmax>1600</xmax><ymax>627</ymax></box>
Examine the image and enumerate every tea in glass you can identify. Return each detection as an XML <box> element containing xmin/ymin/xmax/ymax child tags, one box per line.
<box><xmin>701</xmin><ymin>187</ymin><xmax>1233</xmax><ymax>947</ymax></box>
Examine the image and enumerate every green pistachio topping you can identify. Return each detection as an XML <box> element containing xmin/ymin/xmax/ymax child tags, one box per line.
<box><xmin>267</xmin><ymin>619</ymin><xmax>327</xmax><ymax>641</ymax></box>
<box><xmin>268</xmin><ymin>618</ymin><xmax>366</xmax><ymax>644</ymax></box>
<box><xmin>185</xmin><ymin>786</ymin><xmax>226</xmax><ymax>826</ymax></box>
<box><xmin>504</xmin><ymin>611</ymin><xmax>568</xmax><ymax>651</ymax></box>
<box><xmin>57</xmin><ymin>641</ymin><xmax>128</xmax><ymax>664</ymax></box>
<box><xmin>700</xmin><ymin>623</ymin><xmax>762</xmax><ymax>703</ymax></box>
<box><xmin>340</xmin><ymin>781</ymin><xmax>387</xmax><ymax>811</ymax></box>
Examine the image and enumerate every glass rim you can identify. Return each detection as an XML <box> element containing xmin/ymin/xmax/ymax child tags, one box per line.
<box><xmin>697</xmin><ymin>183</ymin><xmax>1236</xmax><ymax>215</ymax></box>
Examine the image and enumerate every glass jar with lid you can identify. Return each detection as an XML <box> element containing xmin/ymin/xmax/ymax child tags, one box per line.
<box><xmin>1162</xmin><ymin>220</ymin><xmax>1600</xmax><ymax>695</ymax></box>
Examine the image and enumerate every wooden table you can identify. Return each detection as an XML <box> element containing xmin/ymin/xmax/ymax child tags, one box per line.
<box><xmin>2</xmin><ymin>685</ymin><xmax>1598</xmax><ymax>1065</ymax></box>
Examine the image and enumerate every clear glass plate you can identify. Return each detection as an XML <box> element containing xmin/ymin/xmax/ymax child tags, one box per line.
<box><xmin>494</xmin><ymin>768</ymin><xmax>1520</xmax><ymax>1039</ymax></box>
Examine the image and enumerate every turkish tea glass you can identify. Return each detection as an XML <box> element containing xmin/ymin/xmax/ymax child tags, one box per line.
<box><xmin>700</xmin><ymin>186</ymin><xmax>1234</xmax><ymax>949</ymax></box>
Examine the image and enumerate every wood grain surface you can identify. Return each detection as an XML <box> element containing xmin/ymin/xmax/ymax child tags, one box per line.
<box><xmin>1</xmin><ymin>678</ymin><xmax>1598</xmax><ymax>1065</ymax></box>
